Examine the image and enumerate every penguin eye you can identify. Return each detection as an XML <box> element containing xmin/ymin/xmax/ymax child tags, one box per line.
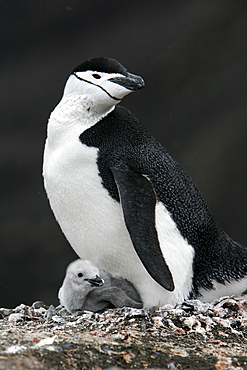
<box><xmin>92</xmin><ymin>73</ymin><xmax>101</xmax><ymax>79</ymax></box>
<box><xmin>78</xmin><ymin>272</ymin><xmax>83</xmax><ymax>277</ymax></box>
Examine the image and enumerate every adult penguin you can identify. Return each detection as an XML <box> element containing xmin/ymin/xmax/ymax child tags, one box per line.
<box><xmin>43</xmin><ymin>57</ymin><xmax>247</xmax><ymax>307</ymax></box>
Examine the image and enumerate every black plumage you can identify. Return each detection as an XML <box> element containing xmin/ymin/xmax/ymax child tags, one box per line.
<box><xmin>80</xmin><ymin>105</ymin><xmax>247</xmax><ymax>296</ymax></box>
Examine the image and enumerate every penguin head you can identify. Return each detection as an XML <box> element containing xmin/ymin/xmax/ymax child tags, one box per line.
<box><xmin>66</xmin><ymin>259</ymin><xmax>104</xmax><ymax>289</ymax></box>
<box><xmin>63</xmin><ymin>57</ymin><xmax>145</xmax><ymax>116</ymax></box>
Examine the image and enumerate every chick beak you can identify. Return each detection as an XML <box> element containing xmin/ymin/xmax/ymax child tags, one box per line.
<box><xmin>84</xmin><ymin>275</ymin><xmax>104</xmax><ymax>287</ymax></box>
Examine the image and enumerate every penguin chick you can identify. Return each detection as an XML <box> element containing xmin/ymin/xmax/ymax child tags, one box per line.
<box><xmin>58</xmin><ymin>259</ymin><xmax>104</xmax><ymax>313</ymax></box>
<box><xmin>59</xmin><ymin>259</ymin><xmax>143</xmax><ymax>313</ymax></box>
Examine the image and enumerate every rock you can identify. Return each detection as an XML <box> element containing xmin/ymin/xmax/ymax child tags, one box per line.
<box><xmin>124</xmin><ymin>307</ymin><xmax>147</xmax><ymax>318</ymax></box>
<box><xmin>0</xmin><ymin>308</ymin><xmax>14</xmax><ymax>317</ymax></box>
<box><xmin>45</xmin><ymin>305</ymin><xmax>57</xmax><ymax>321</ymax></box>
<box><xmin>31</xmin><ymin>301</ymin><xmax>48</xmax><ymax>309</ymax></box>
<box><xmin>0</xmin><ymin>297</ymin><xmax>247</xmax><ymax>368</ymax></box>
<box><xmin>14</xmin><ymin>303</ymin><xmax>27</xmax><ymax>314</ymax></box>
<box><xmin>178</xmin><ymin>299</ymin><xmax>211</xmax><ymax>314</ymax></box>
<box><xmin>8</xmin><ymin>313</ymin><xmax>24</xmax><ymax>323</ymax></box>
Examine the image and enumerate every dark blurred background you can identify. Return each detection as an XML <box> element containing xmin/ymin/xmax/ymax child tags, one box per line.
<box><xmin>1</xmin><ymin>0</ymin><xmax>247</xmax><ymax>308</ymax></box>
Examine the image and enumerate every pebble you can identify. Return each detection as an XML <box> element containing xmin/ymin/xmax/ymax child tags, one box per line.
<box><xmin>178</xmin><ymin>299</ymin><xmax>211</xmax><ymax>314</ymax></box>
<box><xmin>51</xmin><ymin>315</ymin><xmax>67</xmax><ymax>324</ymax></box>
<box><xmin>124</xmin><ymin>308</ymin><xmax>147</xmax><ymax>318</ymax></box>
<box><xmin>8</xmin><ymin>313</ymin><xmax>24</xmax><ymax>323</ymax></box>
<box><xmin>0</xmin><ymin>308</ymin><xmax>14</xmax><ymax>317</ymax></box>
<box><xmin>5</xmin><ymin>345</ymin><xmax>27</xmax><ymax>354</ymax></box>
<box><xmin>32</xmin><ymin>301</ymin><xmax>48</xmax><ymax>309</ymax></box>
<box><xmin>45</xmin><ymin>305</ymin><xmax>58</xmax><ymax>321</ymax></box>
<box><xmin>14</xmin><ymin>303</ymin><xmax>26</xmax><ymax>314</ymax></box>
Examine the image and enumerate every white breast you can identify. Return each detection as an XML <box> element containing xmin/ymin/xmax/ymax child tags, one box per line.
<box><xmin>43</xmin><ymin>99</ymin><xmax>195</xmax><ymax>308</ymax></box>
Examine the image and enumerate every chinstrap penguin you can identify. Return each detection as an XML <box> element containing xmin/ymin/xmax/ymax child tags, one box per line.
<box><xmin>59</xmin><ymin>259</ymin><xmax>143</xmax><ymax>313</ymax></box>
<box><xmin>43</xmin><ymin>57</ymin><xmax>247</xmax><ymax>308</ymax></box>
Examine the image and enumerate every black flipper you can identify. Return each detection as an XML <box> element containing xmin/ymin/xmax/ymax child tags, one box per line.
<box><xmin>110</xmin><ymin>166</ymin><xmax>175</xmax><ymax>291</ymax></box>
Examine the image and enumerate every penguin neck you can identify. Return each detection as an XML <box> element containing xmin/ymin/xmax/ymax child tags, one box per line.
<box><xmin>46</xmin><ymin>94</ymin><xmax>115</xmax><ymax>147</ymax></box>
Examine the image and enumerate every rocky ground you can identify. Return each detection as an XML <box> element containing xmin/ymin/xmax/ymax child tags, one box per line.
<box><xmin>0</xmin><ymin>296</ymin><xmax>246</xmax><ymax>369</ymax></box>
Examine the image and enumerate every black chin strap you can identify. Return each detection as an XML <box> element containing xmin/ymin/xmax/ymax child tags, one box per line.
<box><xmin>72</xmin><ymin>72</ymin><xmax>122</xmax><ymax>101</ymax></box>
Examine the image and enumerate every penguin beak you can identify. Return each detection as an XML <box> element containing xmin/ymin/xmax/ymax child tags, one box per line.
<box><xmin>84</xmin><ymin>275</ymin><xmax>104</xmax><ymax>287</ymax></box>
<box><xmin>109</xmin><ymin>72</ymin><xmax>145</xmax><ymax>91</ymax></box>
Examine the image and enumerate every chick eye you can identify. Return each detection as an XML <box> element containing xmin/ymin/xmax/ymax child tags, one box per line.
<box><xmin>92</xmin><ymin>73</ymin><xmax>101</xmax><ymax>79</ymax></box>
<box><xmin>78</xmin><ymin>272</ymin><xmax>83</xmax><ymax>277</ymax></box>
